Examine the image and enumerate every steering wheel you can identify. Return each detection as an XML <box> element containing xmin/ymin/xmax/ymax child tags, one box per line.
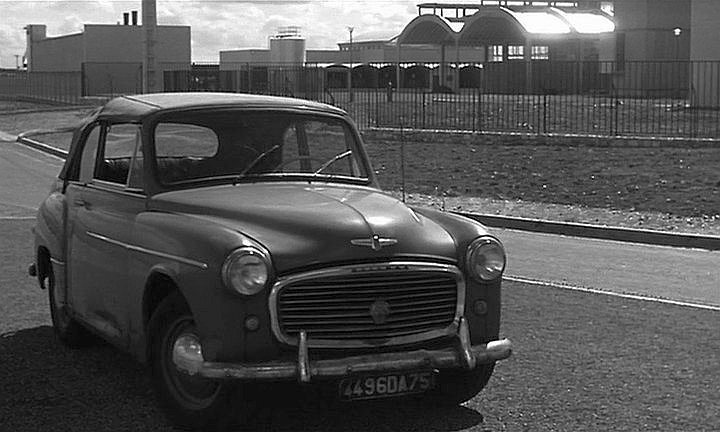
<box><xmin>273</xmin><ymin>156</ymin><xmax>324</xmax><ymax>173</ymax></box>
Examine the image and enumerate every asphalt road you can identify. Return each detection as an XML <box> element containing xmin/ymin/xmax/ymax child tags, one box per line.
<box><xmin>2</xmin><ymin>138</ymin><xmax>719</xmax><ymax>431</ymax></box>
<box><xmin>3</xmin><ymin>139</ymin><xmax>718</xmax><ymax>308</ymax></box>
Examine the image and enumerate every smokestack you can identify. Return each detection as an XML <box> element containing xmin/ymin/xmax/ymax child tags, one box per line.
<box><xmin>143</xmin><ymin>0</ymin><xmax>159</xmax><ymax>92</ymax></box>
<box><xmin>132</xmin><ymin>10</ymin><xmax>138</xmax><ymax>25</ymax></box>
<box><xmin>123</xmin><ymin>12</ymin><xmax>129</xmax><ymax>25</ymax></box>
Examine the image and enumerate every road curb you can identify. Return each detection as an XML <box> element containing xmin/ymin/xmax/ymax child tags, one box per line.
<box><xmin>16</xmin><ymin>135</ymin><xmax>69</xmax><ymax>159</ymax></box>
<box><xmin>12</xmin><ymin>133</ymin><xmax>720</xmax><ymax>251</ymax></box>
<box><xmin>456</xmin><ymin>212</ymin><xmax>720</xmax><ymax>251</ymax></box>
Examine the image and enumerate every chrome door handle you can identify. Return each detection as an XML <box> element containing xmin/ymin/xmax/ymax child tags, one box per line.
<box><xmin>73</xmin><ymin>198</ymin><xmax>89</xmax><ymax>208</ymax></box>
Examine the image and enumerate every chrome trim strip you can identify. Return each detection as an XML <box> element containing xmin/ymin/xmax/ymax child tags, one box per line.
<box><xmin>86</xmin><ymin>231</ymin><xmax>208</xmax><ymax>270</ymax></box>
<box><xmin>187</xmin><ymin>338</ymin><xmax>513</xmax><ymax>381</ymax></box>
<box><xmin>458</xmin><ymin>317</ymin><xmax>476</xmax><ymax>370</ymax></box>
<box><xmin>268</xmin><ymin>261</ymin><xmax>465</xmax><ymax>349</ymax></box>
<box><xmin>298</xmin><ymin>331</ymin><xmax>311</xmax><ymax>383</ymax></box>
<box><xmin>350</xmin><ymin>235</ymin><xmax>398</xmax><ymax>251</ymax></box>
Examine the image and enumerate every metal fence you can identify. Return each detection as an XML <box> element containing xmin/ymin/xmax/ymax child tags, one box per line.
<box><xmin>3</xmin><ymin>60</ymin><xmax>720</xmax><ymax>140</ymax></box>
<box><xmin>0</xmin><ymin>69</ymin><xmax>82</xmax><ymax>104</ymax></box>
<box><xmin>165</xmin><ymin>61</ymin><xmax>720</xmax><ymax>140</ymax></box>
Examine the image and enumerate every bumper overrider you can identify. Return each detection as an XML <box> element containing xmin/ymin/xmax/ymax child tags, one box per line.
<box><xmin>173</xmin><ymin>317</ymin><xmax>512</xmax><ymax>382</ymax></box>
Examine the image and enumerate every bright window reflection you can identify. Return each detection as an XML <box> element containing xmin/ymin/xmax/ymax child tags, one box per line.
<box><xmin>563</xmin><ymin>13</ymin><xmax>616</xmax><ymax>34</ymax></box>
<box><xmin>513</xmin><ymin>12</ymin><xmax>571</xmax><ymax>34</ymax></box>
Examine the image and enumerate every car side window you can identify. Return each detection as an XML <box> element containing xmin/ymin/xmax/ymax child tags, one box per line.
<box><xmin>94</xmin><ymin>123</ymin><xmax>142</xmax><ymax>189</ymax></box>
<box><xmin>78</xmin><ymin>125</ymin><xmax>102</xmax><ymax>183</ymax></box>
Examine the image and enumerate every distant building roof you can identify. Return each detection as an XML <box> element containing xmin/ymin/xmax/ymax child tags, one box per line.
<box><xmin>398</xmin><ymin>5</ymin><xmax>614</xmax><ymax>45</ymax></box>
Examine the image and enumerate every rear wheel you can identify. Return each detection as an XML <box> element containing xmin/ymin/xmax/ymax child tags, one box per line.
<box><xmin>422</xmin><ymin>363</ymin><xmax>495</xmax><ymax>406</ymax></box>
<box><xmin>46</xmin><ymin>262</ymin><xmax>95</xmax><ymax>347</ymax></box>
<box><xmin>148</xmin><ymin>292</ymin><xmax>241</xmax><ymax>430</ymax></box>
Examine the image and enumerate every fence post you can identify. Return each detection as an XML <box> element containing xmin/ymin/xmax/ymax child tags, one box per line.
<box><xmin>422</xmin><ymin>91</ymin><xmax>426</xmax><ymax>130</ymax></box>
<box><xmin>247</xmin><ymin>63</ymin><xmax>252</xmax><ymax>93</ymax></box>
<box><xmin>477</xmin><ymin>88</ymin><xmax>483</xmax><ymax>132</ymax></box>
<box><xmin>543</xmin><ymin>92</ymin><xmax>547</xmax><ymax>134</ymax></box>
<box><xmin>375</xmin><ymin>87</ymin><xmax>380</xmax><ymax>128</ymax></box>
<box><xmin>472</xmin><ymin>90</ymin><xmax>477</xmax><ymax>132</ymax></box>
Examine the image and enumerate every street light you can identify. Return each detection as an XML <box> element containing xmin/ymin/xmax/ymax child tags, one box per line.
<box><xmin>673</xmin><ymin>27</ymin><xmax>682</xmax><ymax>61</ymax></box>
<box><xmin>347</xmin><ymin>26</ymin><xmax>354</xmax><ymax>102</ymax></box>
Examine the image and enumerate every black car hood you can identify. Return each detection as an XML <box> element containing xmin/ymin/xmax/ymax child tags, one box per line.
<box><xmin>150</xmin><ymin>183</ymin><xmax>459</xmax><ymax>273</ymax></box>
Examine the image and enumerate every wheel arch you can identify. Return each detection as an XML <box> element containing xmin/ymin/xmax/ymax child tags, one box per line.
<box><xmin>143</xmin><ymin>269</ymin><xmax>184</xmax><ymax>330</ymax></box>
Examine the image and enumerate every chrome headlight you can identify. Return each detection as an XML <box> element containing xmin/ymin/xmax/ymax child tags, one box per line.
<box><xmin>221</xmin><ymin>247</ymin><xmax>271</xmax><ymax>296</ymax></box>
<box><xmin>466</xmin><ymin>236</ymin><xmax>506</xmax><ymax>282</ymax></box>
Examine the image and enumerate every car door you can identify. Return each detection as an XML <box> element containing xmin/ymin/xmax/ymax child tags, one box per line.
<box><xmin>67</xmin><ymin>122</ymin><xmax>146</xmax><ymax>344</ymax></box>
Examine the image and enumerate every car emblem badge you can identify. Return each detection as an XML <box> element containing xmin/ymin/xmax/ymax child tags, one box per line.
<box><xmin>351</xmin><ymin>234</ymin><xmax>398</xmax><ymax>251</ymax></box>
<box><xmin>369</xmin><ymin>299</ymin><xmax>391</xmax><ymax>325</ymax></box>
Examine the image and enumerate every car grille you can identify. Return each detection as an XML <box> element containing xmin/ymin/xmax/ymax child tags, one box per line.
<box><xmin>272</xmin><ymin>263</ymin><xmax>462</xmax><ymax>347</ymax></box>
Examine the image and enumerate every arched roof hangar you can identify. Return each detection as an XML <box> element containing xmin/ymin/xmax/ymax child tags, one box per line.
<box><xmin>397</xmin><ymin>7</ymin><xmax>615</xmax><ymax>47</ymax></box>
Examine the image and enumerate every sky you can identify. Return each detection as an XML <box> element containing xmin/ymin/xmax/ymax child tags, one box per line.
<box><xmin>0</xmin><ymin>0</ymin><xmax>420</xmax><ymax>68</ymax></box>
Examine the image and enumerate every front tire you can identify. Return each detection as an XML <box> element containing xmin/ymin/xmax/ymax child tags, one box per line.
<box><xmin>46</xmin><ymin>263</ymin><xmax>95</xmax><ymax>347</ymax></box>
<box><xmin>148</xmin><ymin>292</ymin><xmax>239</xmax><ymax>430</ymax></box>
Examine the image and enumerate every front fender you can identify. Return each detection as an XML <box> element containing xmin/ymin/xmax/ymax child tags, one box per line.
<box><xmin>129</xmin><ymin>212</ymin><xmax>273</xmax><ymax>363</ymax></box>
<box><xmin>33</xmin><ymin>186</ymin><xmax>66</xmax><ymax>278</ymax></box>
<box><xmin>411</xmin><ymin>207</ymin><xmax>503</xmax><ymax>344</ymax></box>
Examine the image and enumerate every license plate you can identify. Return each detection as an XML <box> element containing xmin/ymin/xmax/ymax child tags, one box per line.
<box><xmin>338</xmin><ymin>370</ymin><xmax>435</xmax><ymax>401</ymax></box>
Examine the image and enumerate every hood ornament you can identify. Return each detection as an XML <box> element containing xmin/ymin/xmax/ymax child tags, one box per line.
<box><xmin>351</xmin><ymin>234</ymin><xmax>398</xmax><ymax>251</ymax></box>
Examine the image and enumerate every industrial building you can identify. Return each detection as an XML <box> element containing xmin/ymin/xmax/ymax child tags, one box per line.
<box><xmin>219</xmin><ymin>1</ymin><xmax>616</xmax><ymax>93</ymax></box>
<box><xmin>24</xmin><ymin>11</ymin><xmax>190</xmax><ymax>95</ymax></box>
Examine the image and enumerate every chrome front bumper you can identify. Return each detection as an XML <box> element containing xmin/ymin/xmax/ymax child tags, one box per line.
<box><xmin>173</xmin><ymin>317</ymin><xmax>512</xmax><ymax>382</ymax></box>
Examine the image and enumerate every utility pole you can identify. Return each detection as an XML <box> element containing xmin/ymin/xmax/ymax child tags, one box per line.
<box><xmin>347</xmin><ymin>26</ymin><xmax>354</xmax><ymax>103</ymax></box>
<box><xmin>143</xmin><ymin>0</ymin><xmax>160</xmax><ymax>93</ymax></box>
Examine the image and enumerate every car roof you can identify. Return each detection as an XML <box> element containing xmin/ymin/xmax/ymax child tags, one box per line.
<box><xmin>96</xmin><ymin>92</ymin><xmax>346</xmax><ymax>121</ymax></box>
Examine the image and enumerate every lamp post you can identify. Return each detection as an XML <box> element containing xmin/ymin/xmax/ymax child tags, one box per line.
<box><xmin>347</xmin><ymin>26</ymin><xmax>354</xmax><ymax>102</ymax></box>
<box><xmin>673</xmin><ymin>27</ymin><xmax>682</xmax><ymax>61</ymax></box>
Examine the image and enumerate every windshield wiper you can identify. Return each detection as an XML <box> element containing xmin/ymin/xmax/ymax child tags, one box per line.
<box><xmin>313</xmin><ymin>150</ymin><xmax>353</xmax><ymax>175</ymax></box>
<box><xmin>233</xmin><ymin>143</ymin><xmax>283</xmax><ymax>185</ymax></box>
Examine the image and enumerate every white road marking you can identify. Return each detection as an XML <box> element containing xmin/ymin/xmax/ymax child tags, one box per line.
<box><xmin>504</xmin><ymin>274</ymin><xmax>720</xmax><ymax>312</ymax></box>
<box><xmin>0</xmin><ymin>216</ymin><xmax>35</xmax><ymax>220</ymax></box>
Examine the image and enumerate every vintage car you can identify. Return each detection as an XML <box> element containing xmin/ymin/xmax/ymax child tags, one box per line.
<box><xmin>29</xmin><ymin>92</ymin><xmax>512</xmax><ymax>428</ymax></box>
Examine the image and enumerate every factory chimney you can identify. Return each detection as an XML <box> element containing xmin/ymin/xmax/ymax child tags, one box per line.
<box><xmin>143</xmin><ymin>0</ymin><xmax>160</xmax><ymax>92</ymax></box>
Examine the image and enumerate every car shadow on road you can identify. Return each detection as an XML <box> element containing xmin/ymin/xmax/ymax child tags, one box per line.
<box><xmin>1</xmin><ymin>326</ymin><xmax>489</xmax><ymax>432</ymax></box>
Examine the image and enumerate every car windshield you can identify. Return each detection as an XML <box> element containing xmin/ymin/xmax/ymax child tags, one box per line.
<box><xmin>153</xmin><ymin>111</ymin><xmax>369</xmax><ymax>186</ymax></box>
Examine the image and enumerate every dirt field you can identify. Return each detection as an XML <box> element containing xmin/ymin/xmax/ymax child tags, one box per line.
<box><xmin>363</xmin><ymin>131</ymin><xmax>720</xmax><ymax>235</ymax></box>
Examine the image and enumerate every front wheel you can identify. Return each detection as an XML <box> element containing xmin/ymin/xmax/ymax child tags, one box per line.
<box><xmin>422</xmin><ymin>363</ymin><xmax>495</xmax><ymax>406</ymax></box>
<box><xmin>148</xmin><ymin>292</ymin><xmax>240</xmax><ymax>430</ymax></box>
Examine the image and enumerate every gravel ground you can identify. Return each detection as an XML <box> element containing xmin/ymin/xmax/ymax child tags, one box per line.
<box><xmin>2</xmin><ymin>219</ymin><xmax>719</xmax><ymax>431</ymax></box>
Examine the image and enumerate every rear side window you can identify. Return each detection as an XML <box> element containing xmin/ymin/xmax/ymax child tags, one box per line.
<box><xmin>155</xmin><ymin>123</ymin><xmax>218</xmax><ymax>158</ymax></box>
<box><xmin>94</xmin><ymin>124</ymin><xmax>142</xmax><ymax>188</ymax></box>
<box><xmin>78</xmin><ymin>125</ymin><xmax>101</xmax><ymax>183</ymax></box>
